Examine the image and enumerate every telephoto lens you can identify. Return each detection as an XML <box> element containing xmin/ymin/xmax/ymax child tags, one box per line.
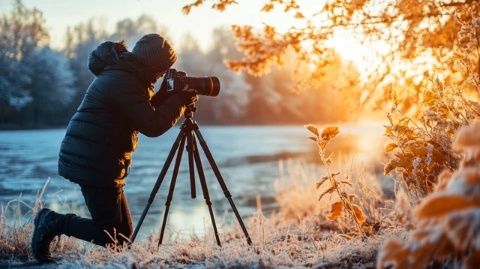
<box><xmin>166</xmin><ymin>69</ymin><xmax>221</xmax><ymax>97</ymax></box>
<box><xmin>186</xmin><ymin>76</ymin><xmax>220</xmax><ymax>97</ymax></box>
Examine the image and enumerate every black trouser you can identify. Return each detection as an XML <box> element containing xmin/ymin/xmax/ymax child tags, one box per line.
<box><xmin>60</xmin><ymin>184</ymin><xmax>133</xmax><ymax>247</ymax></box>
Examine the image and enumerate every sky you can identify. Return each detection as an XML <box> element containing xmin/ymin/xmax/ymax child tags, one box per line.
<box><xmin>0</xmin><ymin>0</ymin><xmax>309</xmax><ymax>49</ymax></box>
<box><xmin>0</xmin><ymin>0</ymin><xmax>385</xmax><ymax>74</ymax></box>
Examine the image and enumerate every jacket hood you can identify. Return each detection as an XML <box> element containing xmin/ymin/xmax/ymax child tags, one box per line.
<box><xmin>88</xmin><ymin>41</ymin><xmax>127</xmax><ymax>76</ymax></box>
<box><xmin>88</xmin><ymin>41</ymin><xmax>157</xmax><ymax>85</ymax></box>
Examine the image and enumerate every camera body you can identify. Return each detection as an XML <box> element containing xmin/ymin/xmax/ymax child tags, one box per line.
<box><xmin>165</xmin><ymin>69</ymin><xmax>220</xmax><ymax>97</ymax></box>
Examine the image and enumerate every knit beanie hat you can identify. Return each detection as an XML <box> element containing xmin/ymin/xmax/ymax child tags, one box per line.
<box><xmin>132</xmin><ymin>34</ymin><xmax>177</xmax><ymax>73</ymax></box>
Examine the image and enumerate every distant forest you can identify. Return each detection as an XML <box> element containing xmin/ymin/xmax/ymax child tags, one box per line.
<box><xmin>0</xmin><ymin>0</ymin><xmax>361</xmax><ymax>129</ymax></box>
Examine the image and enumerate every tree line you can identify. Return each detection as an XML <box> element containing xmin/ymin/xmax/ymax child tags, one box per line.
<box><xmin>0</xmin><ymin>0</ymin><xmax>361</xmax><ymax>129</ymax></box>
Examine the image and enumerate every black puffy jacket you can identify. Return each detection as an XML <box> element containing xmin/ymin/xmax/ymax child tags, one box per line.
<box><xmin>58</xmin><ymin>42</ymin><xmax>186</xmax><ymax>186</ymax></box>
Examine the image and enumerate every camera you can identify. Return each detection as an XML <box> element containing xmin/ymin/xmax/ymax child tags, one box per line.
<box><xmin>165</xmin><ymin>69</ymin><xmax>220</xmax><ymax>97</ymax></box>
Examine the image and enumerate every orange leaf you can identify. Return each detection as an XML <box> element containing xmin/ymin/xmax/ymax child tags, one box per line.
<box><xmin>351</xmin><ymin>204</ymin><xmax>366</xmax><ymax>224</ymax></box>
<box><xmin>384</xmin><ymin>158</ymin><xmax>399</xmax><ymax>175</ymax></box>
<box><xmin>385</xmin><ymin>143</ymin><xmax>397</xmax><ymax>153</ymax></box>
<box><xmin>294</xmin><ymin>12</ymin><xmax>305</xmax><ymax>19</ymax></box>
<box><xmin>377</xmin><ymin>240</ymin><xmax>410</xmax><ymax>269</ymax></box>
<box><xmin>415</xmin><ymin>195</ymin><xmax>480</xmax><ymax>219</ymax></box>
<box><xmin>385</xmin><ymin>126</ymin><xmax>393</xmax><ymax>137</ymax></box>
<box><xmin>305</xmin><ymin>124</ymin><xmax>319</xmax><ymax>136</ymax></box>
<box><xmin>399</xmin><ymin>117</ymin><xmax>409</xmax><ymax>126</ymax></box>
<box><xmin>261</xmin><ymin>3</ymin><xmax>274</xmax><ymax>12</ymax></box>
<box><xmin>321</xmin><ymin>126</ymin><xmax>339</xmax><ymax>140</ymax></box>
<box><xmin>463</xmin><ymin>167</ymin><xmax>480</xmax><ymax>185</ymax></box>
<box><xmin>327</xmin><ymin>201</ymin><xmax>344</xmax><ymax>221</ymax></box>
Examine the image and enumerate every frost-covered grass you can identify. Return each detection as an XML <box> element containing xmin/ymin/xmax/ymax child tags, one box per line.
<box><xmin>2</xmin><ymin>216</ymin><xmax>405</xmax><ymax>268</ymax></box>
<box><xmin>0</xmin><ymin>162</ymin><xmax>404</xmax><ymax>268</ymax></box>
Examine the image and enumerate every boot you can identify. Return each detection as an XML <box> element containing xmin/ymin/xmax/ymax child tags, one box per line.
<box><xmin>31</xmin><ymin>208</ymin><xmax>64</xmax><ymax>263</ymax></box>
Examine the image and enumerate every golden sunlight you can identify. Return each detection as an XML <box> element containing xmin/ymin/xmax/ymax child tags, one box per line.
<box><xmin>1</xmin><ymin>0</ymin><xmax>479</xmax><ymax>268</ymax></box>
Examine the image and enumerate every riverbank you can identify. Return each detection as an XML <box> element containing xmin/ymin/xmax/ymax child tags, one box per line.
<box><xmin>0</xmin><ymin>160</ymin><xmax>401</xmax><ymax>268</ymax></box>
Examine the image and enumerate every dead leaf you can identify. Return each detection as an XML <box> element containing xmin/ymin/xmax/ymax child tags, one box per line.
<box><xmin>321</xmin><ymin>126</ymin><xmax>339</xmax><ymax>140</ymax></box>
<box><xmin>351</xmin><ymin>204</ymin><xmax>366</xmax><ymax>224</ymax></box>
<box><xmin>415</xmin><ymin>195</ymin><xmax>480</xmax><ymax>219</ymax></box>
<box><xmin>315</xmin><ymin>176</ymin><xmax>329</xmax><ymax>189</ymax></box>
<box><xmin>385</xmin><ymin>143</ymin><xmax>398</xmax><ymax>153</ymax></box>
<box><xmin>305</xmin><ymin>124</ymin><xmax>319</xmax><ymax>136</ymax></box>
<box><xmin>327</xmin><ymin>201</ymin><xmax>344</xmax><ymax>221</ymax></box>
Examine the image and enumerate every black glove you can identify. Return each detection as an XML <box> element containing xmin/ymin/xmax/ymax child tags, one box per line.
<box><xmin>150</xmin><ymin>78</ymin><xmax>170</xmax><ymax>106</ymax></box>
<box><xmin>152</xmin><ymin>78</ymin><xmax>198</xmax><ymax>107</ymax></box>
<box><xmin>179</xmin><ymin>91</ymin><xmax>198</xmax><ymax>107</ymax></box>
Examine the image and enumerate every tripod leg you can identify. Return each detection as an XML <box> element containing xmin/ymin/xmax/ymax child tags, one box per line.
<box><xmin>158</xmin><ymin>134</ymin><xmax>187</xmax><ymax>246</ymax></box>
<box><xmin>130</xmin><ymin>129</ymin><xmax>184</xmax><ymax>244</ymax></box>
<box><xmin>193</xmin><ymin>128</ymin><xmax>253</xmax><ymax>246</ymax></box>
<box><xmin>186</xmin><ymin>131</ymin><xmax>196</xmax><ymax>199</ymax></box>
<box><xmin>190</xmin><ymin>134</ymin><xmax>222</xmax><ymax>247</ymax></box>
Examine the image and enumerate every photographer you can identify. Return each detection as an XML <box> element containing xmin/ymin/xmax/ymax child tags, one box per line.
<box><xmin>31</xmin><ymin>34</ymin><xmax>196</xmax><ymax>262</ymax></box>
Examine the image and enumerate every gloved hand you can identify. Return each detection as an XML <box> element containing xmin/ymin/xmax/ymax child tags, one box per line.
<box><xmin>178</xmin><ymin>84</ymin><xmax>198</xmax><ymax>107</ymax></box>
<box><xmin>150</xmin><ymin>77</ymin><xmax>170</xmax><ymax>106</ymax></box>
<box><xmin>151</xmin><ymin>79</ymin><xmax>198</xmax><ymax>107</ymax></box>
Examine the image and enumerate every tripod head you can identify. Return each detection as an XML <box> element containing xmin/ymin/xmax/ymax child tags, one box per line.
<box><xmin>184</xmin><ymin>103</ymin><xmax>197</xmax><ymax>119</ymax></box>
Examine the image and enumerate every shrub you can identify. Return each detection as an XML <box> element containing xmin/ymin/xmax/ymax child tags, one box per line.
<box><xmin>378</xmin><ymin>119</ymin><xmax>480</xmax><ymax>269</ymax></box>
<box><xmin>383</xmin><ymin>7</ymin><xmax>480</xmax><ymax>200</ymax></box>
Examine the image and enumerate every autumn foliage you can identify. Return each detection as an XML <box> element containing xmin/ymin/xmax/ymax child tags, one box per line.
<box><xmin>383</xmin><ymin>9</ymin><xmax>480</xmax><ymax>199</ymax></box>
<box><xmin>183</xmin><ymin>0</ymin><xmax>479</xmax><ymax>108</ymax></box>
<box><xmin>378</xmin><ymin>119</ymin><xmax>480</xmax><ymax>269</ymax></box>
<box><xmin>382</xmin><ymin>86</ymin><xmax>477</xmax><ymax>198</ymax></box>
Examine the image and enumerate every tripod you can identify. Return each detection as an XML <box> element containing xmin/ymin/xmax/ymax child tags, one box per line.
<box><xmin>129</xmin><ymin>105</ymin><xmax>252</xmax><ymax>247</ymax></box>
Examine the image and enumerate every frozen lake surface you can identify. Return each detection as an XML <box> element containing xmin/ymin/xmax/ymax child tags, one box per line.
<box><xmin>0</xmin><ymin>124</ymin><xmax>383</xmax><ymax>239</ymax></box>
